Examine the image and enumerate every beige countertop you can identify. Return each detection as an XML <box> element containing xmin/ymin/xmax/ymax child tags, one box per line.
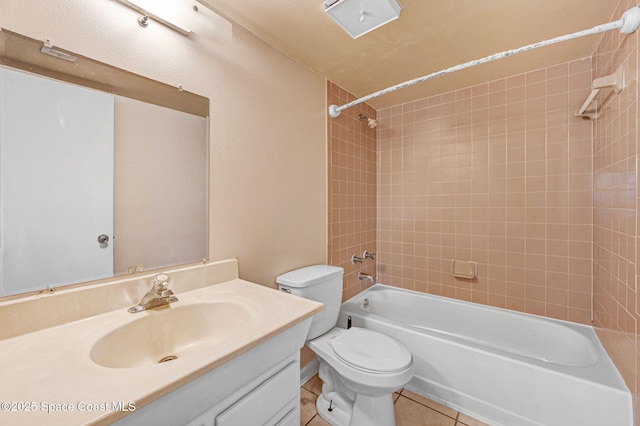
<box><xmin>0</xmin><ymin>278</ymin><xmax>322</xmax><ymax>425</ymax></box>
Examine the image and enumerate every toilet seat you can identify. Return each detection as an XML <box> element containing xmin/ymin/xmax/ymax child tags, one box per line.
<box><xmin>329</xmin><ymin>327</ymin><xmax>412</xmax><ymax>374</ymax></box>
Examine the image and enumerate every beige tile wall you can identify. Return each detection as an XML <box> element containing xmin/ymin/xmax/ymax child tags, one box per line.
<box><xmin>327</xmin><ymin>82</ymin><xmax>377</xmax><ymax>301</ymax></box>
<box><xmin>328</xmin><ymin>5</ymin><xmax>640</xmax><ymax>416</ymax></box>
<box><xmin>592</xmin><ymin>0</ymin><xmax>640</xmax><ymax>419</ymax></box>
<box><xmin>376</xmin><ymin>58</ymin><xmax>594</xmax><ymax>324</ymax></box>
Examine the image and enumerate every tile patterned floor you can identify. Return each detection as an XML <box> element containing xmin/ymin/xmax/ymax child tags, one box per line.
<box><xmin>300</xmin><ymin>375</ymin><xmax>489</xmax><ymax>426</ymax></box>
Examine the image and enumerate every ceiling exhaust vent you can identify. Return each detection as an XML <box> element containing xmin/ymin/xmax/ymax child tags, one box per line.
<box><xmin>324</xmin><ymin>0</ymin><xmax>402</xmax><ymax>39</ymax></box>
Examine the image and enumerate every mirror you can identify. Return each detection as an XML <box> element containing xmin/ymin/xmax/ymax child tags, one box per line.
<box><xmin>0</xmin><ymin>28</ymin><xmax>209</xmax><ymax>298</ymax></box>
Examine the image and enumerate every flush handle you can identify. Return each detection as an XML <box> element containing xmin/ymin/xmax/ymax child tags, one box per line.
<box><xmin>97</xmin><ymin>234</ymin><xmax>110</xmax><ymax>245</ymax></box>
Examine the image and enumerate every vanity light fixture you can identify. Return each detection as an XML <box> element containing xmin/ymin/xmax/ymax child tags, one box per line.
<box><xmin>114</xmin><ymin>0</ymin><xmax>192</xmax><ymax>36</ymax></box>
<box><xmin>324</xmin><ymin>0</ymin><xmax>402</xmax><ymax>39</ymax></box>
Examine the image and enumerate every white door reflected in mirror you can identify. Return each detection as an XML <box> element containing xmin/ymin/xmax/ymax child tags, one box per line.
<box><xmin>0</xmin><ymin>67</ymin><xmax>114</xmax><ymax>295</ymax></box>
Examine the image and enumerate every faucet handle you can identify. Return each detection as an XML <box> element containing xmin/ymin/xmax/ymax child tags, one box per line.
<box><xmin>363</xmin><ymin>250</ymin><xmax>376</xmax><ymax>260</ymax></box>
<box><xmin>153</xmin><ymin>273</ymin><xmax>170</xmax><ymax>291</ymax></box>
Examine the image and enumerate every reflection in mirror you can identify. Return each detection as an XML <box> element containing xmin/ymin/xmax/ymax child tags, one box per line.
<box><xmin>0</xmin><ymin>28</ymin><xmax>209</xmax><ymax>298</ymax></box>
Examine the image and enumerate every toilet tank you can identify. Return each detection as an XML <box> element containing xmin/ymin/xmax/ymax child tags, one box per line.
<box><xmin>276</xmin><ymin>265</ymin><xmax>344</xmax><ymax>340</ymax></box>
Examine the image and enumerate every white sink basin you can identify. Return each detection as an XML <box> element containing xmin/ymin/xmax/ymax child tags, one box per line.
<box><xmin>90</xmin><ymin>302</ymin><xmax>253</xmax><ymax>368</ymax></box>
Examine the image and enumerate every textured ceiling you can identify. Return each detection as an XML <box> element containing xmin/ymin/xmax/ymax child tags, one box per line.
<box><xmin>204</xmin><ymin>0</ymin><xmax>620</xmax><ymax>110</ymax></box>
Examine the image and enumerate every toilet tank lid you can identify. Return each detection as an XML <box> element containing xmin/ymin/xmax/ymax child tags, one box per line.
<box><xmin>276</xmin><ymin>265</ymin><xmax>344</xmax><ymax>288</ymax></box>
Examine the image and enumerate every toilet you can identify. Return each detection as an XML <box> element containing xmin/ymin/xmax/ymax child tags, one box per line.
<box><xmin>276</xmin><ymin>265</ymin><xmax>414</xmax><ymax>426</ymax></box>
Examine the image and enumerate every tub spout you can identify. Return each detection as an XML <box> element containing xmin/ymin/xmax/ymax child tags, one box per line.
<box><xmin>358</xmin><ymin>272</ymin><xmax>375</xmax><ymax>283</ymax></box>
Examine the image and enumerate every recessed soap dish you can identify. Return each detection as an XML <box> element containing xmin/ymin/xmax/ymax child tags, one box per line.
<box><xmin>451</xmin><ymin>260</ymin><xmax>477</xmax><ymax>279</ymax></box>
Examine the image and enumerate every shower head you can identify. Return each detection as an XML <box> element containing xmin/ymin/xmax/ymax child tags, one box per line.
<box><xmin>358</xmin><ymin>114</ymin><xmax>378</xmax><ymax>129</ymax></box>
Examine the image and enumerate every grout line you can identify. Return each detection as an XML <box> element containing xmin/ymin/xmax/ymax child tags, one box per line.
<box><xmin>395</xmin><ymin>394</ymin><xmax>459</xmax><ymax>421</ymax></box>
<box><xmin>397</xmin><ymin>392</ymin><xmax>459</xmax><ymax>420</ymax></box>
<box><xmin>301</xmin><ymin>384</ymin><xmax>319</xmax><ymax>396</ymax></box>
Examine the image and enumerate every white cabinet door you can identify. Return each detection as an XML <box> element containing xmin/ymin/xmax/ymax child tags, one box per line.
<box><xmin>215</xmin><ymin>362</ymin><xmax>299</xmax><ymax>426</ymax></box>
<box><xmin>183</xmin><ymin>362</ymin><xmax>300</xmax><ymax>426</ymax></box>
<box><xmin>0</xmin><ymin>67</ymin><xmax>114</xmax><ymax>295</ymax></box>
<box><xmin>273</xmin><ymin>407</ymin><xmax>298</xmax><ymax>426</ymax></box>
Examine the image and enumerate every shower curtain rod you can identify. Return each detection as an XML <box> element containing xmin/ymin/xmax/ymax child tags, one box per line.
<box><xmin>328</xmin><ymin>5</ymin><xmax>640</xmax><ymax>118</ymax></box>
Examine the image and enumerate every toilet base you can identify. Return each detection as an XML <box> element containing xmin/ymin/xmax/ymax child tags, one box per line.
<box><xmin>315</xmin><ymin>391</ymin><xmax>350</xmax><ymax>426</ymax></box>
<box><xmin>351</xmin><ymin>393</ymin><xmax>396</xmax><ymax>425</ymax></box>
<box><xmin>315</xmin><ymin>385</ymin><xmax>396</xmax><ymax>426</ymax></box>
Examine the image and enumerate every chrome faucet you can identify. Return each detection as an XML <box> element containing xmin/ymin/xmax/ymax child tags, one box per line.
<box><xmin>358</xmin><ymin>271</ymin><xmax>375</xmax><ymax>283</ymax></box>
<box><xmin>128</xmin><ymin>273</ymin><xmax>178</xmax><ymax>313</ymax></box>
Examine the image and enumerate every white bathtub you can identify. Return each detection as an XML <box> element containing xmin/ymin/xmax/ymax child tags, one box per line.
<box><xmin>337</xmin><ymin>284</ymin><xmax>632</xmax><ymax>426</ymax></box>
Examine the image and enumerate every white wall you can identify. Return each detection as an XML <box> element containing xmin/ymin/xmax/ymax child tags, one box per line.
<box><xmin>0</xmin><ymin>0</ymin><xmax>327</xmax><ymax>288</ymax></box>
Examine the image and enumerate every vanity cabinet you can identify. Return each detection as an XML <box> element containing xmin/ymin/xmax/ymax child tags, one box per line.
<box><xmin>113</xmin><ymin>318</ymin><xmax>311</xmax><ymax>426</ymax></box>
<box><xmin>191</xmin><ymin>362</ymin><xmax>299</xmax><ymax>426</ymax></box>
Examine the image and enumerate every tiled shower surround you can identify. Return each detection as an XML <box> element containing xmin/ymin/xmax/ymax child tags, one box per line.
<box><xmin>328</xmin><ymin>2</ymin><xmax>640</xmax><ymax>415</ymax></box>
<box><xmin>592</xmin><ymin>0</ymin><xmax>640</xmax><ymax>419</ymax></box>
<box><xmin>376</xmin><ymin>59</ymin><xmax>594</xmax><ymax>324</ymax></box>
<box><xmin>327</xmin><ymin>82</ymin><xmax>377</xmax><ymax>301</ymax></box>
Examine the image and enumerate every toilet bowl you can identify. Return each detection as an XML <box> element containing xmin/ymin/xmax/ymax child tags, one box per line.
<box><xmin>308</xmin><ymin>327</ymin><xmax>414</xmax><ymax>426</ymax></box>
<box><xmin>276</xmin><ymin>265</ymin><xmax>414</xmax><ymax>426</ymax></box>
